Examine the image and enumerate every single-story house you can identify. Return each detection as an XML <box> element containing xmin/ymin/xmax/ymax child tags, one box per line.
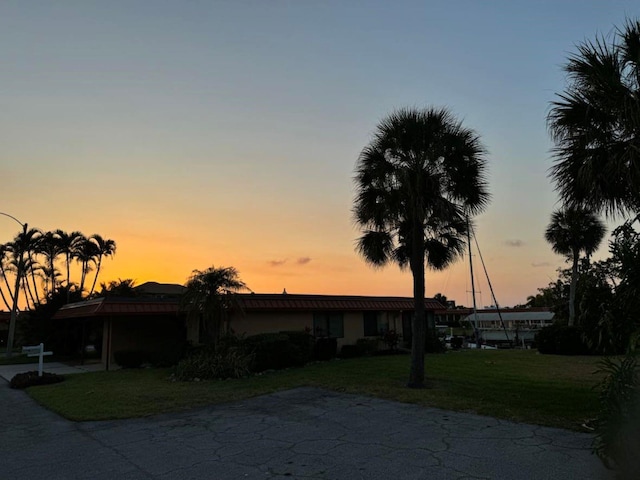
<box><xmin>53</xmin><ymin>289</ymin><xmax>443</xmax><ymax>369</ymax></box>
<box><xmin>53</xmin><ymin>296</ymin><xmax>184</xmax><ymax>370</ymax></box>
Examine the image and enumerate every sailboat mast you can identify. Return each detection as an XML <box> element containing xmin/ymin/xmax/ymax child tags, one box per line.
<box><xmin>467</xmin><ymin>217</ymin><xmax>481</xmax><ymax>349</ymax></box>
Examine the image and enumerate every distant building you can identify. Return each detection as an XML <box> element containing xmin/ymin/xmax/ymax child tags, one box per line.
<box><xmin>462</xmin><ymin>308</ymin><xmax>554</xmax><ymax>345</ymax></box>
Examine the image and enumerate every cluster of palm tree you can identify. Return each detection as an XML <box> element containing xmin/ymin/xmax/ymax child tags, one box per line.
<box><xmin>0</xmin><ymin>229</ymin><xmax>116</xmax><ymax>311</ymax></box>
<box><xmin>2</xmin><ymin>228</ymin><xmax>116</xmax><ymax>356</ymax></box>
<box><xmin>546</xmin><ymin>18</ymin><xmax>640</xmax><ymax>334</ymax></box>
<box><xmin>546</xmin><ymin>20</ymin><xmax>640</xmax><ymax>475</ymax></box>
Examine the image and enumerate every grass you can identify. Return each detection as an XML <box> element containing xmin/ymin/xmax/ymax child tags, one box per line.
<box><xmin>26</xmin><ymin>350</ymin><xmax>605</xmax><ymax>430</ymax></box>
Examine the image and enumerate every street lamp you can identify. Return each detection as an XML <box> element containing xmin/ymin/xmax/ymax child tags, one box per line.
<box><xmin>0</xmin><ymin>212</ymin><xmax>28</xmax><ymax>358</ymax></box>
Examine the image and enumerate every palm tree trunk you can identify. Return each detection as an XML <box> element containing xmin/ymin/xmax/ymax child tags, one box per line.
<box><xmin>408</xmin><ymin>220</ymin><xmax>426</xmax><ymax>388</ymax></box>
<box><xmin>88</xmin><ymin>256</ymin><xmax>102</xmax><ymax>297</ymax></box>
<box><xmin>27</xmin><ymin>262</ymin><xmax>40</xmax><ymax>307</ymax></box>
<box><xmin>65</xmin><ymin>252</ymin><xmax>71</xmax><ymax>302</ymax></box>
<box><xmin>568</xmin><ymin>250</ymin><xmax>578</xmax><ymax>327</ymax></box>
<box><xmin>5</xmin><ymin>266</ymin><xmax>22</xmax><ymax>357</ymax></box>
<box><xmin>79</xmin><ymin>260</ymin><xmax>88</xmax><ymax>294</ymax></box>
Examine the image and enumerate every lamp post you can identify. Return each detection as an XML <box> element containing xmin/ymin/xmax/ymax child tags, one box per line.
<box><xmin>1</xmin><ymin>212</ymin><xmax>28</xmax><ymax>358</ymax></box>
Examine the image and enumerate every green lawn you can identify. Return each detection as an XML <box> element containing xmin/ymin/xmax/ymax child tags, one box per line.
<box><xmin>26</xmin><ymin>350</ymin><xmax>605</xmax><ymax>430</ymax></box>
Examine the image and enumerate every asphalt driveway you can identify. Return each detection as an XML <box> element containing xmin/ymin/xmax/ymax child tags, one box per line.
<box><xmin>1</xmin><ymin>383</ymin><xmax>611</xmax><ymax>479</ymax></box>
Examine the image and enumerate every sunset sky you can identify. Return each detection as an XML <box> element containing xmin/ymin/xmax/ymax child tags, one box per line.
<box><xmin>1</xmin><ymin>1</ymin><xmax>637</xmax><ymax>307</ymax></box>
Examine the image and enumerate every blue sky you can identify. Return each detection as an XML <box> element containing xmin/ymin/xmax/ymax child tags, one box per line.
<box><xmin>1</xmin><ymin>1</ymin><xmax>637</xmax><ymax>307</ymax></box>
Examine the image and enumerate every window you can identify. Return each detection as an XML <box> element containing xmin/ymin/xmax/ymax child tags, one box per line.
<box><xmin>363</xmin><ymin>311</ymin><xmax>389</xmax><ymax>336</ymax></box>
<box><xmin>313</xmin><ymin>312</ymin><xmax>344</xmax><ymax>338</ymax></box>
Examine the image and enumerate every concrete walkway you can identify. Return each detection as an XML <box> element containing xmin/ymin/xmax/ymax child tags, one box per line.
<box><xmin>0</xmin><ymin>382</ymin><xmax>611</xmax><ymax>479</ymax></box>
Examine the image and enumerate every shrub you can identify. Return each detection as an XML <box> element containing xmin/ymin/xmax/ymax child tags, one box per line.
<box><xmin>244</xmin><ymin>333</ymin><xmax>308</xmax><ymax>372</ymax></box>
<box><xmin>314</xmin><ymin>337</ymin><xmax>337</xmax><ymax>361</ymax></box>
<box><xmin>450</xmin><ymin>336</ymin><xmax>464</xmax><ymax>350</ymax></box>
<box><xmin>146</xmin><ymin>341</ymin><xmax>189</xmax><ymax>367</ymax></box>
<box><xmin>339</xmin><ymin>344</ymin><xmax>361</xmax><ymax>359</ymax></box>
<box><xmin>425</xmin><ymin>329</ymin><xmax>446</xmax><ymax>353</ymax></box>
<box><xmin>114</xmin><ymin>350</ymin><xmax>146</xmax><ymax>368</ymax></box>
<box><xmin>175</xmin><ymin>345</ymin><xmax>253</xmax><ymax>380</ymax></box>
<box><xmin>279</xmin><ymin>331</ymin><xmax>314</xmax><ymax>364</ymax></box>
<box><xmin>383</xmin><ymin>330</ymin><xmax>400</xmax><ymax>351</ymax></box>
<box><xmin>355</xmin><ymin>338</ymin><xmax>378</xmax><ymax>356</ymax></box>
<box><xmin>593</xmin><ymin>354</ymin><xmax>640</xmax><ymax>478</ymax></box>
<box><xmin>536</xmin><ymin>324</ymin><xmax>590</xmax><ymax>355</ymax></box>
<box><xmin>10</xmin><ymin>371</ymin><xmax>64</xmax><ymax>389</ymax></box>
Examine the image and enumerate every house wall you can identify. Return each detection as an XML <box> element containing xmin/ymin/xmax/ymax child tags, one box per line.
<box><xmin>230</xmin><ymin>310</ymin><xmax>405</xmax><ymax>348</ymax></box>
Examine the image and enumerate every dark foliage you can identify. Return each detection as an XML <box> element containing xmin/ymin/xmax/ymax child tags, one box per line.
<box><xmin>314</xmin><ymin>337</ymin><xmax>338</xmax><ymax>361</ymax></box>
<box><xmin>174</xmin><ymin>344</ymin><xmax>252</xmax><ymax>380</ymax></box>
<box><xmin>146</xmin><ymin>341</ymin><xmax>188</xmax><ymax>367</ymax></box>
<box><xmin>279</xmin><ymin>331</ymin><xmax>315</xmax><ymax>363</ymax></box>
<box><xmin>114</xmin><ymin>350</ymin><xmax>146</xmax><ymax>368</ymax></box>
<box><xmin>10</xmin><ymin>371</ymin><xmax>64</xmax><ymax>389</ymax></box>
<box><xmin>535</xmin><ymin>324</ymin><xmax>590</xmax><ymax>355</ymax></box>
<box><xmin>450</xmin><ymin>336</ymin><xmax>464</xmax><ymax>349</ymax></box>
<box><xmin>339</xmin><ymin>345</ymin><xmax>361</xmax><ymax>359</ymax></box>
<box><xmin>382</xmin><ymin>330</ymin><xmax>400</xmax><ymax>350</ymax></box>
<box><xmin>355</xmin><ymin>338</ymin><xmax>379</xmax><ymax>356</ymax></box>
<box><xmin>425</xmin><ymin>329</ymin><xmax>446</xmax><ymax>353</ymax></box>
<box><xmin>19</xmin><ymin>287</ymin><xmax>84</xmax><ymax>354</ymax></box>
<box><xmin>593</xmin><ymin>354</ymin><xmax>640</xmax><ymax>479</ymax></box>
<box><xmin>244</xmin><ymin>333</ymin><xmax>309</xmax><ymax>372</ymax></box>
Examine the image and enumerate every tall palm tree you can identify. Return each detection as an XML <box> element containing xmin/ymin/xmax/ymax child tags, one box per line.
<box><xmin>0</xmin><ymin>243</ymin><xmax>15</xmax><ymax>311</ymax></box>
<box><xmin>73</xmin><ymin>236</ymin><xmax>99</xmax><ymax>296</ymax></box>
<box><xmin>548</xmin><ymin>19</ymin><xmax>640</xmax><ymax>217</ymax></box>
<box><xmin>545</xmin><ymin>207</ymin><xmax>606</xmax><ymax>326</ymax></box>
<box><xmin>181</xmin><ymin>266</ymin><xmax>248</xmax><ymax>344</ymax></box>
<box><xmin>354</xmin><ymin>107</ymin><xmax>490</xmax><ymax>388</ymax></box>
<box><xmin>5</xmin><ymin>224</ymin><xmax>32</xmax><ymax>356</ymax></box>
<box><xmin>37</xmin><ymin>231</ymin><xmax>63</xmax><ymax>297</ymax></box>
<box><xmin>54</xmin><ymin>230</ymin><xmax>84</xmax><ymax>294</ymax></box>
<box><xmin>8</xmin><ymin>228</ymin><xmax>42</xmax><ymax>310</ymax></box>
<box><xmin>87</xmin><ymin>235</ymin><xmax>117</xmax><ymax>297</ymax></box>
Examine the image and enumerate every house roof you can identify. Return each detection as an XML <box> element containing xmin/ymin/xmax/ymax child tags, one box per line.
<box><xmin>235</xmin><ymin>294</ymin><xmax>442</xmax><ymax>312</ymax></box>
<box><xmin>52</xmin><ymin>293</ymin><xmax>443</xmax><ymax>319</ymax></box>
<box><xmin>53</xmin><ymin>297</ymin><xmax>180</xmax><ymax>319</ymax></box>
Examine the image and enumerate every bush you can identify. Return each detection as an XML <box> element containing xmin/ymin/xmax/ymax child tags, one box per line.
<box><xmin>355</xmin><ymin>338</ymin><xmax>378</xmax><ymax>356</ymax></box>
<box><xmin>425</xmin><ymin>329</ymin><xmax>446</xmax><ymax>353</ymax></box>
<box><xmin>383</xmin><ymin>330</ymin><xmax>400</xmax><ymax>350</ymax></box>
<box><xmin>279</xmin><ymin>331</ymin><xmax>314</xmax><ymax>364</ymax></box>
<box><xmin>536</xmin><ymin>324</ymin><xmax>590</xmax><ymax>355</ymax></box>
<box><xmin>146</xmin><ymin>341</ymin><xmax>189</xmax><ymax>367</ymax></box>
<box><xmin>593</xmin><ymin>354</ymin><xmax>640</xmax><ymax>478</ymax></box>
<box><xmin>450</xmin><ymin>336</ymin><xmax>464</xmax><ymax>349</ymax></box>
<box><xmin>114</xmin><ymin>350</ymin><xmax>146</xmax><ymax>368</ymax></box>
<box><xmin>10</xmin><ymin>371</ymin><xmax>64</xmax><ymax>389</ymax></box>
<box><xmin>339</xmin><ymin>344</ymin><xmax>361</xmax><ymax>359</ymax></box>
<box><xmin>175</xmin><ymin>345</ymin><xmax>253</xmax><ymax>380</ymax></box>
<box><xmin>244</xmin><ymin>333</ymin><xmax>308</xmax><ymax>372</ymax></box>
<box><xmin>314</xmin><ymin>337</ymin><xmax>337</xmax><ymax>361</ymax></box>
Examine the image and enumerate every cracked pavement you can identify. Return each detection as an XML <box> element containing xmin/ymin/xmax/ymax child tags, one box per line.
<box><xmin>1</xmin><ymin>385</ymin><xmax>611</xmax><ymax>479</ymax></box>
